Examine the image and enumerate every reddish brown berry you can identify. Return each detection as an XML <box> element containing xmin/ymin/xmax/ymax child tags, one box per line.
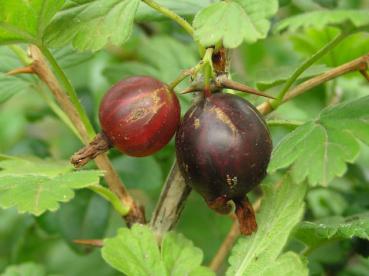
<box><xmin>71</xmin><ymin>76</ymin><xmax>180</xmax><ymax>168</ymax></box>
<box><xmin>175</xmin><ymin>93</ymin><xmax>272</xmax><ymax>235</ymax></box>
<box><xmin>99</xmin><ymin>76</ymin><xmax>180</xmax><ymax>156</ymax></box>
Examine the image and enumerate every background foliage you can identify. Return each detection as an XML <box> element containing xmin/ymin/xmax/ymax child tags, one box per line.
<box><xmin>0</xmin><ymin>0</ymin><xmax>369</xmax><ymax>275</ymax></box>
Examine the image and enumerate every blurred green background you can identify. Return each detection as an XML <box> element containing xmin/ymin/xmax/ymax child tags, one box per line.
<box><xmin>1</xmin><ymin>0</ymin><xmax>369</xmax><ymax>275</ymax></box>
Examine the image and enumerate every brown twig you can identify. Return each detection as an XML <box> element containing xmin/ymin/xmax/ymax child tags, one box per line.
<box><xmin>150</xmin><ymin>162</ymin><xmax>191</xmax><ymax>239</ymax></box>
<box><xmin>181</xmin><ymin>75</ymin><xmax>274</xmax><ymax>99</ymax></box>
<box><xmin>73</xmin><ymin>239</ymin><xmax>103</xmax><ymax>247</ymax></box>
<box><xmin>216</xmin><ymin>75</ymin><xmax>275</xmax><ymax>99</ymax></box>
<box><xmin>257</xmin><ymin>53</ymin><xmax>369</xmax><ymax>114</ymax></box>
<box><xmin>209</xmin><ymin>198</ymin><xmax>262</xmax><ymax>272</ymax></box>
<box><xmin>28</xmin><ymin>45</ymin><xmax>145</xmax><ymax>224</ymax></box>
<box><xmin>6</xmin><ymin>66</ymin><xmax>34</xmax><ymax>76</ymax></box>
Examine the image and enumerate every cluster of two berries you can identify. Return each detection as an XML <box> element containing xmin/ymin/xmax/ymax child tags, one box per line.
<box><xmin>73</xmin><ymin>76</ymin><xmax>272</xmax><ymax>235</ymax></box>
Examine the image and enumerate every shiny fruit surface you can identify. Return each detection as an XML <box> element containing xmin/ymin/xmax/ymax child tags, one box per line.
<box><xmin>176</xmin><ymin>93</ymin><xmax>272</xmax><ymax>209</ymax></box>
<box><xmin>99</xmin><ymin>76</ymin><xmax>180</xmax><ymax>157</ymax></box>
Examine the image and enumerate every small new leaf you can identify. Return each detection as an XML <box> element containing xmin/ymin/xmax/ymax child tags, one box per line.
<box><xmin>269</xmin><ymin>96</ymin><xmax>369</xmax><ymax>186</ymax></box>
<box><xmin>276</xmin><ymin>10</ymin><xmax>369</xmax><ymax>33</ymax></box>
<box><xmin>193</xmin><ymin>0</ymin><xmax>278</xmax><ymax>48</ymax></box>
<box><xmin>0</xmin><ymin>0</ymin><xmax>64</xmax><ymax>45</ymax></box>
<box><xmin>295</xmin><ymin>212</ymin><xmax>369</xmax><ymax>248</ymax></box>
<box><xmin>227</xmin><ymin>176</ymin><xmax>307</xmax><ymax>276</ymax></box>
<box><xmin>45</xmin><ymin>0</ymin><xmax>140</xmax><ymax>51</ymax></box>
<box><xmin>102</xmin><ymin>224</ymin><xmax>214</xmax><ymax>276</ymax></box>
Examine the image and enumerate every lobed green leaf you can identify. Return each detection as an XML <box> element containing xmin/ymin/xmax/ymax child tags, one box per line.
<box><xmin>45</xmin><ymin>0</ymin><xmax>140</xmax><ymax>51</ymax></box>
<box><xmin>0</xmin><ymin>157</ymin><xmax>103</xmax><ymax>215</ymax></box>
<box><xmin>295</xmin><ymin>212</ymin><xmax>369</xmax><ymax>249</ymax></box>
<box><xmin>0</xmin><ymin>0</ymin><xmax>64</xmax><ymax>45</ymax></box>
<box><xmin>101</xmin><ymin>224</ymin><xmax>214</xmax><ymax>276</ymax></box>
<box><xmin>227</xmin><ymin>176</ymin><xmax>307</xmax><ymax>276</ymax></box>
<box><xmin>269</xmin><ymin>96</ymin><xmax>369</xmax><ymax>186</ymax></box>
<box><xmin>193</xmin><ymin>0</ymin><xmax>278</xmax><ymax>48</ymax></box>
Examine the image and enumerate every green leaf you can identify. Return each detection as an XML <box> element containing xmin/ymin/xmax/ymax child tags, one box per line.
<box><xmin>162</xmin><ymin>232</ymin><xmax>207</xmax><ymax>275</ymax></box>
<box><xmin>255</xmin><ymin>64</ymin><xmax>329</xmax><ymax>91</ymax></box>
<box><xmin>260</xmin><ymin>252</ymin><xmax>308</xmax><ymax>276</ymax></box>
<box><xmin>0</xmin><ymin>157</ymin><xmax>103</xmax><ymax>215</ymax></box>
<box><xmin>101</xmin><ymin>224</ymin><xmax>166</xmax><ymax>276</ymax></box>
<box><xmin>276</xmin><ymin>10</ymin><xmax>369</xmax><ymax>33</ymax></box>
<box><xmin>0</xmin><ymin>157</ymin><xmax>70</xmax><ymax>177</ymax></box>
<box><xmin>0</xmin><ymin>0</ymin><xmax>64</xmax><ymax>45</ymax></box>
<box><xmin>295</xmin><ymin>212</ymin><xmax>369</xmax><ymax>248</ymax></box>
<box><xmin>45</xmin><ymin>0</ymin><xmax>140</xmax><ymax>51</ymax></box>
<box><xmin>102</xmin><ymin>224</ymin><xmax>213</xmax><ymax>276</ymax></box>
<box><xmin>193</xmin><ymin>0</ymin><xmax>278</xmax><ymax>48</ymax></box>
<box><xmin>53</xmin><ymin>45</ymin><xmax>93</xmax><ymax>68</ymax></box>
<box><xmin>269</xmin><ymin>96</ymin><xmax>369</xmax><ymax>186</ymax></box>
<box><xmin>1</xmin><ymin>262</ymin><xmax>46</xmax><ymax>276</ymax></box>
<box><xmin>227</xmin><ymin>176</ymin><xmax>307</xmax><ymax>275</ymax></box>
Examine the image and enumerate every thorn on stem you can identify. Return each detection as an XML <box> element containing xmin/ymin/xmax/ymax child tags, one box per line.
<box><xmin>73</xmin><ymin>239</ymin><xmax>103</xmax><ymax>247</ymax></box>
<box><xmin>6</xmin><ymin>65</ymin><xmax>34</xmax><ymax>76</ymax></box>
<box><xmin>217</xmin><ymin>76</ymin><xmax>275</xmax><ymax>99</ymax></box>
<box><xmin>181</xmin><ymin>75</ymin><xmax>275</xmax><ymax>99</ymax></box>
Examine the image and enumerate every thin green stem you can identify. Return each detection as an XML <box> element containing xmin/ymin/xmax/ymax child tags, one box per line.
<box><xmin>8</xmin><ymin>45</ymin><xmax>32</xmax><ymax>65</ymax></box>
<box><xmin>271</xmin><ymin>31</ymin><xmax>349</xmax><ymax>109</ymax></box>
<box><xmin>39</xmin><ymin>47</ymin><xmax>96</xmax><ymax>139</ymax></box>
<box><xmin>169</xmin><ymin>69</ymin><xmax>192</xmax><ymax>90</ymax></box>
<box><xmin>267</xmin><ymin>119</ymin><xmax>304</xmax><ymax>128</ymax></box>
<box><xmin>202</xmin><ymin>48</ymin><xmax>215</xmax><ymax>85</ymax></box>
<box><xmin>142</xmin><ymin>0</ymin><xmax>194</xmax><ymax>37</ymax></box>
<box><xmin>88</xmin><ymin>185</ymin><xmax>130</xmax><ymax>216</ymax></box>
<box><xmin>169</xmin><ymin>47</ymin><xmax>216</xmax><ymax>91</ymax></box>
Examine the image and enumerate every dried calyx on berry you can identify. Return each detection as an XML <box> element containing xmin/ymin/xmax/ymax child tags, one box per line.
<box><xmin>175</xmin><ymin>92</ymin><xmax>272</xmax><ymax>235</ymax></box>
<box><xmin>71</xmin><ymin>76</ymin><xmax>180</xmax><ymax>167</ymax></box>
